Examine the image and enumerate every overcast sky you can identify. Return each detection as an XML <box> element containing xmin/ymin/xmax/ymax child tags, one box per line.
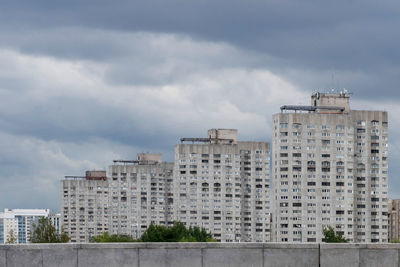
<box><xmin>0</xmin><ymin>0</ymin><xmax>399</xmax><ymax>212</ymax></box>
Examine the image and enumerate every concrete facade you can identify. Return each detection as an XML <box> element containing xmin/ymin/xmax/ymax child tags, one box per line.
<box><xmin>108</xmin><ymin>156</ymin><xmax>174</xmax><ymax>238</ymax></box>
<box><xmin>62</xmin><ymin>155</ymin><xmax>174</xmax><ymax>242</ymax></box>
<box><xmin>272</xmin><ymin>92</ymin><xmax>388</xmax><ymax>243</ymax></box>
<box><xmin>61</xmin><ymin>171</ymin><xmax>110</xmax><ymax>243</ymax></box>
<box><xmin>1</xmin><ymin>243</ymin><xmax>399</xmax><ymax>267</ymax></box>
<box><xmin>174</xmin><ymin>129</ymin><xmax>271</xmax><ymax>242</ymax></box>
<box><xmin>388</xmin><ymin>199</ymin><xmax>400</xmax><ymax>242</ymax></box>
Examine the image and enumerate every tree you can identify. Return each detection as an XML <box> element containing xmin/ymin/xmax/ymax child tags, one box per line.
<box><xmin>391</xmin><ymin>238</ymin><xmax>400</xmax><ymax>243</ymax></box>
<box><xmin>90</xmin><ymin>232</ymin><xmax>136</xmax><ymax>242</ymax></box>
<box><xmin>139</xmin><ymin>222</ymin><xmax>216</xmax><ymax>242</ymax></box>
<box><xmin>90</xmin><ymin>222</ymin><xmax>216</xmax><ymax>243</ymax></box>
<box><xmin>60</xmin><ymin>227</ymin><xmax>70</xmax><ymax>243</ymax></box>
<box><xmin>185</xmin><ymin>225</ymin><xmax>215</xmax><ymax>242</ymax></box>
<box><xmin>323</xmin><ymin>226</ymin><xmax>348</xmax><ymax>243</ymax></box>
<box><xmin>139</xmin><ymin>224</ymin><xmax>169</xmax><ymax>242</ymax></box>
<box><xmin>6</xmin><ymin>229</ymin><xmax>17</xmax><ymax>244</ymax></box>
<box><xmin>30</xmin><ymin>217</ymin><xmax>70</xmax><ymax>243</ymax></box>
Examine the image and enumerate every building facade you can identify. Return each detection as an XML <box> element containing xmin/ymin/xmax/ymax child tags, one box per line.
<box><xmin>0</xmin><ymin>209</ymin><xmax>58</xmax><ymax>244</ymax></box>
<box><xmin>61</xmin><ymin>171</ymin><xmax>109</xmax><ymax>243</ymax></box>
<box><xmin>272</xmin><ymin>92</ymin><xmax>388</xmax><ymax>243</ymax></box>
<box><xmin>388</xmin><ymin>199</ymin><xmax>400</xmax><ymax>242</ymax></box>
<box><xmin>174</xmin><ymin>129</ymin><xmax>271</xmax><ymax>242</ymax></box>
<box><xmin>62</xmin><ymin>154</ymin><xmax>174</xmax><ymax>242</ymax></box>
<box><xmin>108</xmin><ymin>154</ymin><xmax>174</xmax><ymax>238</ymax></box>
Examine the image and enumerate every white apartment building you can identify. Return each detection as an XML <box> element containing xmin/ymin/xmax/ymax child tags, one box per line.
<box><xmin>61</xmin><ymin>171</ymin><xmax>109</xmax><ymax>243</ymax></box>
<box><xmin>174</xmin><ymin>129</ymin><xmax>271</xmax><ymax>242</ymax></box>
<box><xmin>272</xmin><ymin>92</ymin><xmax>388</xmax><ymax>243</ymax></box>
<box><xmin>62</xmin><ymin>155</ymin><xmax>174</xmax><ymax>242</ymax></box>
<box><xmin>109</xmin><ymin>154</ymin><xmax>174</xmax><ymax>238</ymax></box>
<box><xmin>0</xmin><ymin>209</ymin><xmax>58</xmax><ymax>243</ymax></box>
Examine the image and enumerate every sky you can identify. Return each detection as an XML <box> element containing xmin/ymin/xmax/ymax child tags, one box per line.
<box><xmin>0</xmin><ymin>0</ymin><xmax>399</xmax><ymax>212</ymax></box>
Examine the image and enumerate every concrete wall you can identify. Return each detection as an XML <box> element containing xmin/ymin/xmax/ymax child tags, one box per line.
<box><xmin>0</xmin><ymin>243</ymin><xmax>399</xmax><ymax>267</ymax></box>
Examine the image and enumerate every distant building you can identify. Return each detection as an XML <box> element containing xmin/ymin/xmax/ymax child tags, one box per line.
<box><xmin>388</xmin><ymin>199</ymin><xmax>400</xmax><ymax>242</ymax></box>
<box><xmin>0</xmin><ymin>209</ymin><xmax>59</xmax><ymax>243</ymax></box>
<box><xmin>272</xmin><ymin>92</ymin><xmax>389</xmax><ymax>243</ymax></box>
<box><xmin>109</xmin><ymin>154</ymin><xmax>174</xmax><ymax>238</ymax></box>
<box><xmin>61</xmin><ymin>170</ymin><xmax>109</xmax><ymax>243</ymax></box>
<box><xmin>61</xmin><ymin>131</ymin><xmax>271</xmax><ymax>243</ymax></box>
<box><xmin>174</xmin><ymin>129</ymin><xmax>271</xmax><ymax>242</ymax></box>
<box><xmin>62</xmin><ymin>154</ymin><xmax>174</xmax><ymax>242</ymax></box>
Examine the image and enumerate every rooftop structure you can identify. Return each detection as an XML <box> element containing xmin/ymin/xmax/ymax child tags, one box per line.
<box><xmin>180</xmin><ymin>129</ymin><xmax>238</xmax><ymax>144</ymax></box>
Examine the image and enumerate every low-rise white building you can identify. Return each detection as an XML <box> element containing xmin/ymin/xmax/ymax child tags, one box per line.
<box><xmin>0</xmin><ymin>209</ymin><xmax>59</xmax><ymax>243</ymax></box>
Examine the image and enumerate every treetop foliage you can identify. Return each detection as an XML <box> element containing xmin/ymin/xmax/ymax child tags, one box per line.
<box><xmin>30</xmin><ymin>217</ymin><xmax>70</xmax><ymax>243</ymax></box>
<box><xmin>90</xmin><ymin>232</ymin><xmax>136</xmax><ymax>242</ymax></box>
<box><xmin>323</xmin><ymin>226</ymin><xmax>348</xmax><ymax>243</ymax></box>
<box><xmin>91</xmin><ymin>222</ymin><xmax>216</xmax><ymax>243</ymax></box>
<box><xmin>140</xmin><ymin>222</ymin><xmax>216</xmax><ymax>242</ymax></box>
<box><xmin>6</xmin><ymin>229</ymin><xmax>17</xmax><ymax>244</ymax></box>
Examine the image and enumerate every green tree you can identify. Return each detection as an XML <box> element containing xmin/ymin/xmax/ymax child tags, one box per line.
<box><xmin>91</xmin><ymin>222</ymin><xmax>216</xmax><ymax>243</ymax></box>
<box><xmin>139</xmin><ymin>222</ymin><xmax>216</xmax><ymax>242</ymax></box>
<box><xmin>90</xmin><ymin>232</ymin><xmax>136</xmax><ymax>242</ymax></box>
<box><xmin>60</xmin><ymin>227</ymin><xmax>70</xmax><ymax>243</ymax></box>
<box><xmin>323</xmin><ymin>226</ymin><xmax>348</xmax><ymax>243</ymax></box>
<box><xmin>140</xmin><ymin>224</ymin><xmax>169</xmax><ymax>242</ymax></box>
<box><xmin>391</xmin><ymin>238</ymin><xmax>400</xmax><ymax>243</ymax></box>
<box><xmin>30</xmin><ymin>217</ymin><xmax>70</xmax><ymax>243</ymax></box>
<box><xmin>6</xmin><ymin>229</ymin><xmax>17</xmax><ymax>244</ymax></box>
<box><xmin>185</xmin><ymin>226</ymin><xmax>215</xmax><ymax>242</ymax></box>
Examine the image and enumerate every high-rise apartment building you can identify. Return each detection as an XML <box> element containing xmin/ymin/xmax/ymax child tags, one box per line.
<box><xmin>61</xmin><ymin>171</ymin><xmax>109</xmax><ymax>243</ymax></box>
<box><xmin>62</xmin><ymin>154</ymin><xmax>174</xmax><ymax>242</ymax></box>
<box><xmin>0</xmin><ymin>209</ymin><xmax>59</xmax><ymax>243</ymax></box>
<box><xmin>272</xmin><ymin>92</ymin><xmax>388</xmax><ymax>243</ymax></box>
<box><xmin>388</xmin><ymin>199</ymin><xmax>400</xmax><ymax>242</ymax></box>
<box><xmin>174</xmin><ymin>129</ymin><xmax>271</xmax><ymax>242</ymax></box>
<box><xmin>109</xmin><ymin>154</ymin><xmax>174</xmax><ymax>238</ymax></box>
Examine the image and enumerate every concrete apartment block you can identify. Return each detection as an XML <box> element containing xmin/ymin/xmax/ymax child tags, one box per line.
<box><xmin>388</xmin><ymin>199</ymin><xmax>400</xmax><ymax>242</ymax></box>
<box><xmin>109</xmin><ymin>155</ymin><xmax>174</xmax><ymax>238</ymax></box>
<box><xmin>272</xmin><ymin>92</ymin><xmax>388</xmax><ymax>243</ymax></box>
<box><xmin>62</xmin><ymin>154</ymin><xmax>174</xmax><ymax>242</ymax></box>
<box><xmin>61</xmin><ymin>171</ymin><xmax>109</xmax><ymax>243</ymax></box>
<box><xmin>137</xmin><ymin>153</ymin><xmax>162</xmax><ymax>163</ymax></box>
<box><xmin>174</xmin><ymin>129</ymin><xmax>271</xmax><ymax>242</ymax></box>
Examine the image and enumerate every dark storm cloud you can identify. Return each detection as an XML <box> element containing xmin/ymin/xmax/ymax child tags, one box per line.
<box><xmin>1</xmin><ymin>0</ymin><xmax>399</xmax><ymax>98</ymax></box>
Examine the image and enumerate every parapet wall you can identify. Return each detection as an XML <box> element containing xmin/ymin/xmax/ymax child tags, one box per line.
<box><xmin>0</xmin><ymin>243</ymin><xmax>399</xmax><ymax>267</ymax></box>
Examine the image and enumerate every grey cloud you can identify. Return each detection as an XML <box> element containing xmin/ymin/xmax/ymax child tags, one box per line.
<box><xmin>1</xmin><ymin>1</ymin><xmax>400</xmax><ymax>99</ymax></box>
<box><xmin>0</xmin><ymin>131</ymin><xmax>149</xmax><ymax>212</ymax></box>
